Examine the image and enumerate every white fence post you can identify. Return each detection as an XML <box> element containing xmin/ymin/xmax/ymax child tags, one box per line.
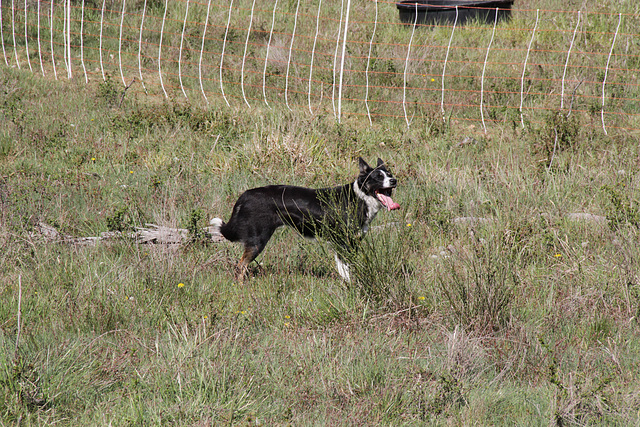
<box><xmin>602</xmin><ymin>13</ymin><xmax>622</xmax><ymax>136</ymax></box>
<box><xmin>199</xmin><ymin>0</ymin><xmax>212</xmax><ymax>103</ymax></box>
<box><xmin>50</xmin><ymin>0</ymin><xmax>57</xmax><ymax>79</ymax></box>
<box><xmin>285</xmin><ymin>0</ymin><xmax>301</xmax><ymax>112</ymax></box>
<box><xmin>403</xmin><ymin>2</ymin><xmax>418</xmax><ymax>129</ymax></box>
<box><xmin>520</xmin><ymin>9</ymin><xmax>538</xmax><ymax>128</ymax></box>
<box><xmin>12</xmin><ymin>0</ymin><xmax>20</xmax><ymax>69</ymax></box>
<box><xmin>220</xmin><ymin>0</ymin><xmax>234</xmax><ymax>107</ymax></box>
<box><xmin>119</xmin><ymin>0</ymin><xmax>127</xmax><ymax>86</ymax></box>
<box><xmin>66</xmin><ymin>0</ymin><xmax>71</xmax><ymax>79</ymax></box>
<box><xmin>0</xmin><ymin>1</ymin><xmax>6</xmax><ymax>67</ymax></box>
<box><xmin>364</xmin><ymin>0</ymin><xmax>378</xmax><ymax>126</ymax></box>
<box><xmin>263</xmin><ymin>0</ymin><xmax>278</xmax><ymax>109</ymax></box>
<box><xmin>37</xmin><ymin>0</ymin><xmax>44</xmax><ymax>75</ymax></box>
<box><xmin>561</xmin><ymin>11</ymin><xmax>580</xmax><ymax>110</ymax></box>
<box><xmin>138</xmin><ymin>0</ymin><xmax>148</xmax><ymax>93</ymax></box>
<box><xmin>80</xmin><ymin>0</ymin><xmax>87</xmax><ymax>82</ymax></box>
<box><xmin>309</xmin><ymin>0</ymin><xmax>323</xmax><ymax>115</ymax></box>
<box><xmin>179</xmin><ymin>0</ymin><xmax>190</xmax><ymax>100</ymax></box>
<box><xmin>332</xmin><ymin>0</ymin><xmax>344</xmax><ymax>119</ymax></box>
<box><xmin>480</xmin><ymin>8</ymin><xmax>498</xmax><ymax>134</ymax></box>
<box><xmin>337</xmin><ymin>0</ymin><xmax>351</xmax><ymax>123</ymax></box>
<box><xmin>241</xmin><ymin>0</ymin><xmax>256</xmax><ymax>108</ymax></box>
<box><xmin>158</xmin><ymin>0</ymin><xmax>169</xmax><ymax>98</ymax></box>
<box><xmin>24</xmin><ymin>0</ymin><xmax>32</xmax><ymax>72</ymax></box>
<box><xmin>99</xmin><ymin>0</ymin><xmax>106</xmax><ymax>81</ymax></box>
<box><xmin>441</xmin><ymin>6</ymin><xmax>459</xmax><ymax>120</ymax></box>
<box><xmin>62</xmin><ymin>0</ymin><xmax>67</xmax><ymax>72</ymax></box>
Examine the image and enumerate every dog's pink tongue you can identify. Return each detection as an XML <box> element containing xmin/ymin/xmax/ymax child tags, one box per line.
<box><xmin>377</xmin><ymin>193</ymin><xmax>400</xmax><ymax>211</ymax></box>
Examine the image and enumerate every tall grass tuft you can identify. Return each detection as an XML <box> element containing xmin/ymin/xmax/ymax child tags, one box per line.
<box><xmin>602</xmin><ymin>182</ymin><xmax>640</xmax><ymax>231</ymax></box>
<box><xmin>436</xmin><ymin>229</ymin><xmax>517</xmax><ymax>333</ymax></box>
<box><xmin>349</xmin><ymin>222</ymin><xmax>415</xmax><ymax>308</ymax></box>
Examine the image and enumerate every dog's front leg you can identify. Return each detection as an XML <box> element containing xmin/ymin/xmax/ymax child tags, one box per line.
<box><xmin>334</xmin><ymin>253</ymin><xmax>351</xmax><ymax>282</ymax></box>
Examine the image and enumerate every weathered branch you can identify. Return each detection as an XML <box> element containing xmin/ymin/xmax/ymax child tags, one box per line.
<box><xmin>30</xmin><ymin>222</ymin><xmax>221</xmax><ymax>246</ymax></box>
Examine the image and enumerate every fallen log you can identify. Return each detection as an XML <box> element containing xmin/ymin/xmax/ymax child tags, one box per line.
<box><xmin>30</xmin><ymin>222</ymin><xmax>221</xmax><ymax>246</ymax></box>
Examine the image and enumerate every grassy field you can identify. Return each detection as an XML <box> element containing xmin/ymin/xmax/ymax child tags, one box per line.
<box><xmin>2</xmin><ymin>2</ymin><xmax>640</xmax><ymax>425</ymax></box>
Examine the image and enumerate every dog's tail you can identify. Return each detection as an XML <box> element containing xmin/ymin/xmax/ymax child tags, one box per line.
<box><xmin>209</xmin><ymin>217</ymin><xmax>227</xmax><ymax>242</ymax></box>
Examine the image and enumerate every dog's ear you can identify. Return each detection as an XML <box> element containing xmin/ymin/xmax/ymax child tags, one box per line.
<box><xmin>358</xmin><ymin>157</ymin><xmax>371</xmax><ymax>173</ymax></box>
<box><xmin>377</xmin><ymin>158</ymin><xmax>385</xmax><ymax>168</ymax></box>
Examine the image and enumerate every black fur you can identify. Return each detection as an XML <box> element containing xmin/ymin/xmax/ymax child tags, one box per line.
<box><xmin>213</xmin><ymin>158</ymin><xmax>398</xmax><ymax>281</ymax></box>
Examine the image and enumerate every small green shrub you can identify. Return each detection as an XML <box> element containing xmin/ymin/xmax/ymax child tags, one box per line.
<box><xmin>436</xmin><ymin>233</ymin><xmax>517</xmax><ymax>333</ymax></box>
<box><xmin>350</xmin><ymin>225</ymin><xmax>415</xmax><ymax>307</ymax></box>
<box><xmin>0</xmin><ymin>354</ymin><xmax>48</xmax><ymax>421</ymax></box>
<box><xmin>96</xmin><ymin>74</ymin><xmax>120</xmax><ymax>107</ymax></box>
<box><xmin>540</xmin><ymin>337</ymin><xmax>615</xmax><ymax>426</ymax></box>
<box><xmin>0</xmin><ymin>133</ymin><xmax>12</xmax><ymax>158</ymax></box>
<box><xmin>602</xmin><ymin>182</ymin><xmax>640</xmax><ymax>230</ymax></box>
<box><xmin>532</xmin><ymin>110</ymin><xmax>580</xmax><ymax>171</ymax></box>
<box><xmin>185</xmin><ymin>208</ymin><xmax>207</xmax><ymax>242</ymax></box>
<box><xmin>106</xmin><ymin>206</ymin><xmax>131</xmax><ymax>232</ymax></box>
<box><xmin>427</xmin><ymin>374</ymin><xmax>466</xmax><ymax>416</ymax></box>
<box><xmin>109</xmin><ymin>101</ymin><xmax>237</xmax><ymax>140</ymax></box>
<box><xmin>419</xmin><ymin>189</ymin><xmax>454</xmax><ymax>234</ymax></box>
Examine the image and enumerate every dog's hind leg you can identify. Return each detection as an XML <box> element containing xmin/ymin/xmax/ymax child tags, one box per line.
<box><xmin>235</xmin><ymin>230</ymin><xmax>275</xmax><ymax>283</ymax></box>
<box><xmin>235</xmin><ymin>245</ymin><xmax>260</xmax><ymax>284</ymax></box>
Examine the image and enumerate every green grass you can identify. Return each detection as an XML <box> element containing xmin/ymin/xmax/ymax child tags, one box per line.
<box><xmin>2</xmin><ymin>3</ymin><xmax>640</xmax><ymax>424</ymax></box>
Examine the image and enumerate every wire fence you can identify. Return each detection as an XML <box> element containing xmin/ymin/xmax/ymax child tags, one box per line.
<box><xmin>1</xmin><ymin>0</ymin><xmax>639</xmax><ymax>135</ymax></box>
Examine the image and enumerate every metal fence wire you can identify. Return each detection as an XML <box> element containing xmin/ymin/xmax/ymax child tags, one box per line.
<box><xmin>1</xmin><ymin>0</ymin><xmax>639</xmax><ymax>135</ymax></box>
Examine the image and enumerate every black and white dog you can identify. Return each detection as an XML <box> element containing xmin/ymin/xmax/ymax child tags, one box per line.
<box><xmin>210</xmin><ymin>158</ymin><xmax>400</xmax><ymax>282</ymax></box>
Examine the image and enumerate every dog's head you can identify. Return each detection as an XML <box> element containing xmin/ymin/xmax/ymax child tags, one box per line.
<box><xmin>357</xmin><ymin>158</ymin><xmax>400</xmax><ymax>211</ymax></box>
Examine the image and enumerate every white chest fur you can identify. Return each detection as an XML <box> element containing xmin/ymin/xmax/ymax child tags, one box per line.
<box><xmin>353</xmin><ymin>181</ymin><xmax>381</xmax><ymax>232</ymax></box>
